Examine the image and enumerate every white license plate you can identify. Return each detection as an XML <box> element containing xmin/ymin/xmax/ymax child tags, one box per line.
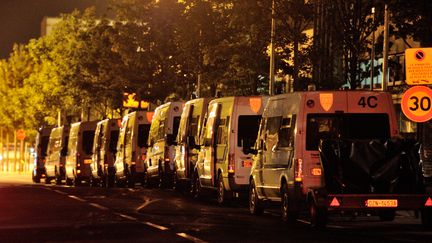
<box><xmin>366</xmin><ymin>199</ymin><xmax>398</xmax><ymax>208</ymax></box>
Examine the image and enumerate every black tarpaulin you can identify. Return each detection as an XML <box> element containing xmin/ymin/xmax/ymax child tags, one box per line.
<box><xmin>319</xmin><ymin>138</ymin><xmax>423</xmax><ymax>194</ymax></box>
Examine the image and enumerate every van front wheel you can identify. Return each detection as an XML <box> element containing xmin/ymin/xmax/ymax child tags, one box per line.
<box><xmin>217</xmin><ymin>175</ymin><xmax>228</xmax><ymax>205</ymax></box>
<box><xmin>281</xmin><ymin>183</ymin><xmax>297</xmax><ymax>222</ymax></box>
<box><xmin>249</xmin><ymin>180</ymin><xmax>264</xmax><ymax>215</ymax></box>
<box><xmin>191</xmin><ymin>173</ymin><xmax>201</xmax><ymax>199</ymax></box>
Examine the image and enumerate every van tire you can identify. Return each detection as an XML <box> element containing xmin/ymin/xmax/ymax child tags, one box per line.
<box><xmin>55</xmin><ymin>176</ymin><xmax>62</xmax><ymax>185</ymax></box>
<box><xmin>74</xmin><ymin>177</ymin><xmax>81</xmax><ymax>187</ymax></box>
<box><xmin>158</xmin><ymin>164</ymin><xmax>166</xmax><ymax>189</ymax></box>
<box><xmin>107</xmin><ymin>174</ymin><xmax>115</xmax><ymax>188</ymax></box>
<box><xmin>143</xmin><ymin>171</ymin><xmax>152</xmax><ymax>188</ymax></box>
<box><xmin>65</xmin><ymin>177</ymin><xmax>73</xmax><ymax>186</ymax></box>
<box><xmin>54</xmin><ymin>166</ymin><xmax>62</xmax><ymax>185</ymax></box>
<box><xmin>281</xmin><ymin>183</ymin><xmax>297</xmax><ymax>222</ymax></box>
<box><xmin>173</xmin><ymin>171</ymin><xmax>181</xmax><ymax>191</ymax></box>
<box><xmin>217</xmin><ymin>175</ymin><xmax>227</xmax><ymax>205</ymax></box>
<box><xmin>34</xmin><ymin>176</ymin><xmax>41</xmax><ymax>183</ymax></box>
<box><xmin>249</xmin><ymin>179</ymin><xmax>264</xmax><ymax>215</ymax></box>
<box><xmin>191</xmin><ymin>172</ymin><xmax>201</xmax><ymax>199</ymax></box>
<box><xmin>127</xmin><ymin>175</ymin><xmax>135</xmax><ymax>188</ymax></box>
<box><xmin>309</xmin><ymin>199</ymin><xmax>327</xmax><ymax>228</ymax></box>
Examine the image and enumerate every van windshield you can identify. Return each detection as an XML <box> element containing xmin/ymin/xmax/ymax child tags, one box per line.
<box><xmin>82</xmin><ymin>131</ymin><xmax>95</xmax><ymax>155</ymax></box>
<box><xmin>138</xmin><ymin>124</ymin><xmax>151</xmax><ymax>148</ymax></box>
<box><xmin>306</xmin><ymin>113</ymin><xmax>390</xmax><ymax>150</ymax></box>
<box><xmin>238</xmin><ymin>115</ymin><xmax>262</xmax><ymax>148</ymax></box>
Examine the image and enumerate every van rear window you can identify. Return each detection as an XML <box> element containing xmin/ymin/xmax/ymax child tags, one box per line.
<box><xmin>138</xmin><ymin>124</ymin><xmax>151</xmax><ymax>148</ymax></box>
<box><xmin>82</xmin><ymin>131</ymin><xmax>95</xmax><ymax>155</ymax></box>
<box><xmin>109</xmin><ymin>130</ymin><xmax>119</xmax><ymax>152</ymax></box>
<box><xmin>238</xmin><ymin>115</ymin><xmax>262</xmax><ymax>148</ymax></box>
<box><xmin>40</xmin><ymin>136</ymin><xmax>50</xmax><ymax>157</ymax></box>
<box><xmin>306</xmin><ymin>113</ymin><xmax>390</xmax><ymax>151</ymax></box>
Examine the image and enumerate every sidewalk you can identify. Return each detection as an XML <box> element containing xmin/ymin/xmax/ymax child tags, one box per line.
<box><xmin>0</xmin><ymin>171</ymin><xmax>32</xmax><ymax>184</ymax></box>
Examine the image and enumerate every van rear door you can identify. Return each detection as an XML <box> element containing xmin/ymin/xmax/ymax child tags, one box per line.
<box><xmin>233</xmin><ymin>97</ymin><xmax>264</xmax><ymax>186</ymax></box>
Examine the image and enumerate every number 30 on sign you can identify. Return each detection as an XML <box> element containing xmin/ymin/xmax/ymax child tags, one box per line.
<box><xmin>401</xmin><ymin>86</ymin><xmax>432</xmax><ymax>123</ymax></box>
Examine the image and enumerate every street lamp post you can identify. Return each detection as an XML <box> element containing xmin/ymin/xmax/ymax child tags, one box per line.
<box><xmin>370</xmin><ymin>7</ymin><xmax>375</xmax><ymax>91</ymax></box>
<box><xmin>382</xmin><ymin>3</ymin><xmax>389</xmax><ymax>91</ymax></box>
<box><xmin>269</xmin><ymin>0</ymin><xmax>276</xmax><ymax>96</ymax></box>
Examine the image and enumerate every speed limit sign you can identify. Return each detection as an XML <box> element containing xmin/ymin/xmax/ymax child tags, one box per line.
<box><xmin>401</xmin><ymin>86</ymin><xmax>432</xmax><ymax>122</ymax></box>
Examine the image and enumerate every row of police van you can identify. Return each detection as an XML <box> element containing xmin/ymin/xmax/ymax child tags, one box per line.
<box><xmin>33</xmin><ymin>91</ymin><xmax>432</xmax><ymax>228</ymax></box>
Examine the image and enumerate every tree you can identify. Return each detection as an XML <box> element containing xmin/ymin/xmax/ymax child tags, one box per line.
<box><xmin>275</xmin><ymin>0</ymin><xmax>314</xmax><ymax>91</ymax></box>
<box><xmin>326</xmin><ymin>0</ymin><xmax>383</xmax><ymax>90</ymax></box>
<box><xmin>390</xmin><ymin>0</ymin><xmax>432</xmax><ymax>47</ymax></box>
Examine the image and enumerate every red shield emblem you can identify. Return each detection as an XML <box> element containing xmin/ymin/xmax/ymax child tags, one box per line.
<box><xmin>319</xmin><ymin>93</ymin><xmax>333</xmax><ymax>111</ymax></box>
<box><xmin>249</xmin><ymin>98</ymin><xmax>262</xmax><ymax>114</ymax></box>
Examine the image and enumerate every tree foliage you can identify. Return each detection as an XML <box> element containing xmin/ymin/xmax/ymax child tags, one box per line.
<box><xmin>1</xmin><ymin>0</ymin><xmax>431</xmax><ymax>141</ymax></box>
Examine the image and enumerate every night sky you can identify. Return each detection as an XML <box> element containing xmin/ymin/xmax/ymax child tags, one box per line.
<box><xmin>0</xmin><ymin>0</ymin><xmax>109</xmax><ymax>58</ymax></box>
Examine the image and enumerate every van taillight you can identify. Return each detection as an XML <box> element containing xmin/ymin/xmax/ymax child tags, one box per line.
<box><xmin>164</xmin><ymin>147</ymin><xmax>170</xmax><ymax>162</ymax></box>
<box><xmin>294</xmin><ymin>159</ymin><xmax>303</xmax><ymax>182</ymax></box>
<box><xmin>311</xmin><ymin>168</ymin><xmax>322</xmax><ymax>176</ymax></box>
<box><xmin>228</xmin><ymin>153</ymin><xmax>235</xmax><ymax>173</ymax></box>
<box><xmin>76</xmin><ymin>153</ymin><xmax>81</xmax><ymax>166</ymax></box>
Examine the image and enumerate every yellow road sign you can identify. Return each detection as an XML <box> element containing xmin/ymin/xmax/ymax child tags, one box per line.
<box><xmin>405</xmin><ymin>48</ymin><xmax>432</xmax><ymax>85</ymax></box>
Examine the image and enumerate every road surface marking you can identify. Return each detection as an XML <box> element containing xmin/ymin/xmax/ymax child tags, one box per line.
<box><xmin>136</xmin><ymin>199</ymin><xmax>161</xmax><ymax>211</ymax></box>
<box><xmin>176</xmin><ymin>233</ymin><xmax>208</xmax><ymax>243</ymax></box>
<box><xmin>116</xmin><ymin>213</ymin><xmax>138</xmax><ymax>221</ymax></box>
<box><xmin>143</xmin><ymin>221</ymin><xmax>169</xmax><ymax>231</ymax></box>
<box><xmin>89</xmin><ymin>203</ymin><xmax>109</xmax><ymax>211</ymax></box>
<box><xmin>53</xmin><ymin>189</ymin><xmax>68</xmax><ymax>195</ymax></box>
<box><xmin>68</xmin><ymin>195</ymin><xmax>87</xmax><ymax>202</ymax></box>
<box><xmin>296</xmin><ymin>219</ymin><xmax>311</xmax><ymax>225</ymax></box>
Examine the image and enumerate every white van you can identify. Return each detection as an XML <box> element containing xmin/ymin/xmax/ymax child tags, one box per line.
<box><xmin>174</xmin><ymin>98</ymin><xmax>211</xmax><ymax>190</ymax></box>
<box><xmin>249</xmin><ymin>91</ymin><xmax>399</xmax><ymax>226</ymax></box>
<box><xmin>65</xmin><ymin>121</ymin><xmax>98</xmax><ymax>186</ymax></box>
<box><xmin>114</xmin><ymin>111</ymin><xmax>153</xmax><ymax>187</ymax></box>
<box><xmin>192</xmin><ymin>96</ymin><xmax>267</xmax><ymax>204</ymax></box>
<box><xmin>90</xmin><ymin>119</ymin><xmax>120</xmax><ymax>187</ymax></box>
<box><xmin>32</xmin><ymin>126</ymin><xmax>52</xmax><ymax>183</ymax></box>
<box><xmin>145</xmin><ymin>101</ymin><xmax>184</xmax><ymax>187</ymax></box>
<box><xmin>45</xmin><ymin>126</ymin><xmax>69</xmax><ymax>185</ymax></box>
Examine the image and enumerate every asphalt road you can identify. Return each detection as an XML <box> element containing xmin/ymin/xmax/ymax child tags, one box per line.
<box><xmin>0</xmin><ymin>172</ymin><xmax>431</xmax><ymax>242</ymax></box>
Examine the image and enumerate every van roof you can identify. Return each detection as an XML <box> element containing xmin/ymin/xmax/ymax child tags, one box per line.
<box><xmin>267</xmin><ymin>91</ymin><xmax>393</xmax><ymax>114</ymax></box>
<box><xmin>184</xmin><ymin>97</ymin><xmax>211</xmax><ymax>106</ymax></box>
<box><xmin>154</xmin><ymin>101</ymin><xmax>185</xmax><ymax>111</ymax></box>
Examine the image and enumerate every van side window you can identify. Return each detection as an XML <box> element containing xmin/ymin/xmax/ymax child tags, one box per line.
<box><xmin>216</xmin><ymin>118</ymin><xmax>228</xmax><ymax>145</ymax></box>
<box><xmin>278</xmin><ymin>115</ymin><xmax>296</xmax><ymax>148</ymax></box>
<box><xmin>256</xmin><ymin>118</ymin><xmax>267</xmax><ymax>150</ymax></box>
<box><xmin>237</xmin><ymin>115</ymin><xmax>261</xmax><ymax>149</ymax></box>
<box><xmin>188</xmin><ymin>116</ymin><xmax>199</xmax><ymax>137</ymax></box>
<box><xmin>265</xmin><ymin>116</ymin><xmax>282</xmax><ymax>151</ymax></box>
